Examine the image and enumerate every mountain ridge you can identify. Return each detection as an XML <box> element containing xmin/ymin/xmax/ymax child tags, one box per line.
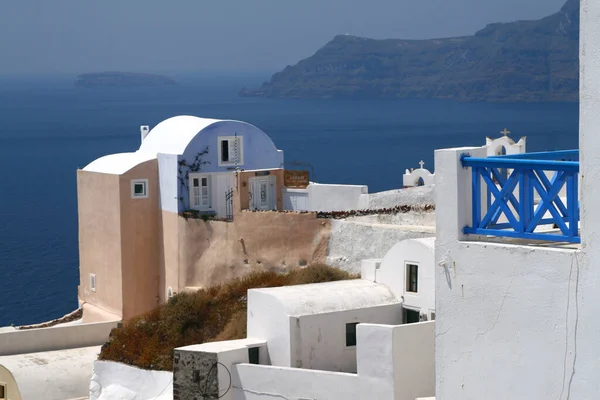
<box><xmin>240</xmin><ymin>0</ymin><xmax>579</xmax><ymax>102</ymax></box>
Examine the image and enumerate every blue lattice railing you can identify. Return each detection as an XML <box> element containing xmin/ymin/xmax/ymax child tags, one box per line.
<box><xmin>461</xmin><ymin>150</ymin><xmax>580</xmax><ymax>243</ymax></box>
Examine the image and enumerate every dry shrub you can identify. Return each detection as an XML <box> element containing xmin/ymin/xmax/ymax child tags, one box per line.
<box><xmin>99</xmin><ymin>264</ymin><xmax>356</xmax><ymax>371</ymax></box>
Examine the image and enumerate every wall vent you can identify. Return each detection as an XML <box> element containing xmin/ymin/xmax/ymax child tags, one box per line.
<box><xmin>90</xmin><ymin>273</ymin><xmax>96</xmax><ymax>292</ymax></box>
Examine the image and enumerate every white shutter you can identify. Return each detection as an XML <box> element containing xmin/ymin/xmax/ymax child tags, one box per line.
<box><xmin>191</xmin><ymin>177</ymin><xmax>201</xmax><ymax>209</ymax></box>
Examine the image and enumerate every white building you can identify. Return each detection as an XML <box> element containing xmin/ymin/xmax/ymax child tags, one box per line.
<box><xmin>402</xmin><ymin>130</ymin><xmax>526</xmax><ymax>188</ymax></box>
<box><xmin>403</xmin><ymin>161</ymin><xmax>435</xmax><ymax>188</ymax></box>
<box><xmin>158</xmin><ymin>238</ymin><xmax>436</xmax><ymax>400</ymax></box>
<box><xmin>431</xmin><ymin>3</ymin><xmax>586</xmax><ymax>397</ymax></box>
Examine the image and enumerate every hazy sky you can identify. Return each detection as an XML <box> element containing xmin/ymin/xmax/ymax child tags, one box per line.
<box><xmin>0</xmin><ymin>0</ymin><xmax>567</xmax><ymax>75</ymax></box>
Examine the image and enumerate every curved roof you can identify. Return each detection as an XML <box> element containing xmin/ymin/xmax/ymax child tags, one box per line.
<box><xmin>250</xmin><ymin>280</ymin><xmax>398</xmax><ymax>316</ymax></box>
<box><xmin>83</xmin><ymin>152</ymin><xmax>156</xmax><ymax>175</ymax></box>
<box><xmin>412</xmin><ymin>237</ymin><xmax>435</xmax><ymax>250</ymax></box>
<box><xmin>138</xmin><ymin>115</ymin><xmax>222</xmax><ymax>156</ymax></box>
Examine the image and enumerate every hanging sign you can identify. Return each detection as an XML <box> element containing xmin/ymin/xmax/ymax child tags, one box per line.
<box><xmin>284</xmin><ymin>170</ymin><xmax>309</xmax><ymax>188</ymax></box>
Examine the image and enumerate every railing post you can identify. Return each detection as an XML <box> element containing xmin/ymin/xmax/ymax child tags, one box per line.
<box><xmin>472</xmin><ymin>167</ymin><xmax>481</xmax><ymax>228</ymax></box>
<box><xmin>518</xmin><ymin>169</ymin><xmax>530</xmax><ymax>233</ymax></box>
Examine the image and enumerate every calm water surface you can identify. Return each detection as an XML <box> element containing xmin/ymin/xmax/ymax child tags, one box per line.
<box><xmin>0</xmin><ymin>75</ymin><xmax>579</xmax><ymax>326</ymax></box>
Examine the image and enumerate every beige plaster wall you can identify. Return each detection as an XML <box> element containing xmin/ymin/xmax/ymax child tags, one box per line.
<box><xmin>237</xmin><ymin>169</ymin><xmax>284</xmax><ymax>211</ymax></box>
<box><xmin>178</xmin><ymin>210</ymin><xmax>331</xmax><ymax>289</ymax></box>
<box><xmin>77</xmin><ymin>170</ymin><xmax>123</xmax><ymax>317</ymax></box>
<box><xmin>159</xmin><ymin>210</ymin><xmax>180</xmax><ymax>301</ymax></box>
<box><xmin>119</xmin><ymin>161</ymin><xmax>160</xmax><ymax>321</ymax></box>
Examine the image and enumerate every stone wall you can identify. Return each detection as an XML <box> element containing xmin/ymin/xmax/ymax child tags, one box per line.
<box><xmin>173</xmin><ymin>350</ymin><xmax>219</xmax><ymax>400</ymax></box>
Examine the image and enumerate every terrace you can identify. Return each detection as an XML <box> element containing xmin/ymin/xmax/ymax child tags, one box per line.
<box><xmin>461</xmin><ymin>149</ymin><xmax>580</xmax><ymax>245</ymax></box>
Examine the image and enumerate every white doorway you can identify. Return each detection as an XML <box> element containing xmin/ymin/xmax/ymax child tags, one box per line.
<box><xmin>249</xmin><ymin>176</ymin><xmax>275</xmax><ymax>210</ymax></box>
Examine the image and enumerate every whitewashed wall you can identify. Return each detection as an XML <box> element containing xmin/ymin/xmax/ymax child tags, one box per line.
<box><xmin>434</xmin><ymin>146</ymin><xmax>578</xmax><ymax>399</ymax></box>
<box><xmin>231</xmin><ymin>322</ymin><xmax>434</xmax><ymax>400</ymax></box>
<box><xmin>157</xmin><ymin>153</ymin><xmax>179</xmax><ymax>213</ymax></box>
<box><xmin>296</xmin><ymin>305</ymin><xmax>402</xmax><ymax>373</ymax></box>
<box><xmin>485</xmin><ymin>135</ymin><xmax>526</xmax><ymax>156</ymax></box>
<box><xmin>246</xmin><ymin>291</ymin><xmax>291</xmax><ymax>367</ymax></box>
<box><xmin>393</xmin><ymin>321</ymin><xmax>435</xmax><ymax>400</ymax></box>
<box><xmin>403</xmin><ymin>169</ymin><xmax>435</xmax><ymax>187</ymax></box>
<box><xmin>571</xmin><ymin>1</ymin><xmax>600</xmax><ymax>398</ymax></box>
<box><xmin>363</xmin><ymin>238</ymin><xmax>435</xmax><ymax>319</ymax></box>
<box><xmin>0</xmin><ymin>321</ymin><xmax>118</xmax><ymax>356</ymax></box>
<box><xmin>89</xmin><ymin>360</ymin><xmax>173</xmax><ymax>400</ymax></box>
<box><xmin>282</xmin><ymin>183</ymin><xmax>369</xmax><ymax>212</ymax></box>
<box><xmin>247</xmin><ymin>284</ymin><xmax>401</xmax><ymax>372</ymax></box>
<box><xmin>327</xmin><ymin>219</ymin><xmax>434</xmax><ymax>273</ymax></box>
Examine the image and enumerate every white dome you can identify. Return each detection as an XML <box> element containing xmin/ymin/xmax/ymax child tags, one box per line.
<box><xmin>83</xmin><ymin>152</ymin><xmax>156</xmax><ymax>175</ymax></box>
<box><xmin>138</xmin><ymin>115</ymin><xmax>222</xmax><ymax>156</ymax></box>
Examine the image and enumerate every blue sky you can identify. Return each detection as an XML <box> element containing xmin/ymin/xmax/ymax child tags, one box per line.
<box><xmin>0</xmin><ymin>0</ymin><xmax>567</xmax><ymax>74</ymax></box>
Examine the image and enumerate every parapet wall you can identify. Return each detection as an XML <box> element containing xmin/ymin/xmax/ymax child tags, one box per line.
<box><xmin>0</xmin><ymin>320</ymin><xmax>118</xmax><ymax>356</ymax></box>
<box><xmin>177</xmin><ymin>186</ymin><xmax>437</xmax><ymax>288</ymax></box>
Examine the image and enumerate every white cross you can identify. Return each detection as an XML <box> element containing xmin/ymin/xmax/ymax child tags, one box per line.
<box><xmin>500</xmin><ymin>128</ymin><xmax>511</xmax><ymax>137</ymax></box>
<box><xmin>419</xmin><ymin>160</ymin><xmax>425</xmax><ymax>169</ymax></box>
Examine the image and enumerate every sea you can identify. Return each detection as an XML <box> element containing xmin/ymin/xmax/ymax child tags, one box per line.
<box><xmin>0</xmin><ymin>73</ymin><xmax>579</xmax><ymax>327</ymax></box>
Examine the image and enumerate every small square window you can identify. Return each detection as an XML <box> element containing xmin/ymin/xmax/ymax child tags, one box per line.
<box><xmin>0</xmin><ymin>384</ymin><xmax>5</xmax><ymax>400</ymax></box>
<box><xmin>90</xmin><ymin>273</ymin><xmax>96</xmax><ymax>292</ymax></box>
<box><xmin>131</xmin><ymin>179</ymin><xmax>148</xmax><ymax>198</ymax></box>
<box><xmin>218</xmin><ymin>136</ymin><xmax>244</xmax><ymax>166</ymax></box>
<box><xmin>430</xmin><ymin>311</ymin><xmax>435</xmax><ymax>321</ymax></box>
<box><xmin>221</xmin><ymin>139</ymin><xmax>230</xmax><ymax>163</ymax></box>
<box><xmin>406</xmin><ymin>263</ymin><xmax>418</xmax><ymax>293</ymax></box>
<box><xmin>346</xmin><ymin>322</ymin><xmax>359</xmax><ymax>347</ymax></box>
<box><xmin>248</xmin><ymin>347</ymin><xmax>259</xmax><ymax>364</ymax></box>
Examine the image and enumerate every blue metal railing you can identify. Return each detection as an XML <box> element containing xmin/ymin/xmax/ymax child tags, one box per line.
<box><xmin>461</xmin><ymin>150</ymin><xmax>580</xmax><ymax>243</ymax></box>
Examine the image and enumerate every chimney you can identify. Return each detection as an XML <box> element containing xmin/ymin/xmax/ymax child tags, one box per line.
<box><xmin>140</xmin><ymin>125</ymin><xmax>150</xmax><ymax>142</ymax></box>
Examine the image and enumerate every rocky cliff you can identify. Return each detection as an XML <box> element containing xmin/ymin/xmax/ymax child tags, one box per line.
<box><xmin>241</xmin><ymin>0</ymin><xmax>579</xmax><ymax>102</ymax></box>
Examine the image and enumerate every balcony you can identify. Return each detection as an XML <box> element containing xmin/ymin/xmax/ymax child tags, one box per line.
<box><xmin>461</xmin><ymin>150</ymin><xmax>580</xmax><ymax>244</ymax></box>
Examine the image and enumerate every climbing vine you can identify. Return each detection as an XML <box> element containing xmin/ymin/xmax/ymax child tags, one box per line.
<box><xmin>177</xmin><ymin>147</ymin><xmax>210</xmax><ymax>212</ymax></box>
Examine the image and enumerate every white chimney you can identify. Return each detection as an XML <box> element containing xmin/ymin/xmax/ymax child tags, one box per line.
<box><xmin>140</xmin><ymin>125</ymin><xmax>150</xmax><ymax>142</ymax></box>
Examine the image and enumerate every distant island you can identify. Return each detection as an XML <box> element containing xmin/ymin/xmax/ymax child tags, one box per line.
<box><xmin>240</xmin><ymin>0</ymin><xmax>578</xmax><ymax>103</ymax></box>
<box><xmin>75</xmin><ymin>72</ymin><xmax>176</xmax><ymax>88</ymax></box>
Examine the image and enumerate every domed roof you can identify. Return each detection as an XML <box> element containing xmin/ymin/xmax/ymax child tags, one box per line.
<box><xmin>83</xmin><ymin>152</ymin><xmax>156</xmax><ymax>175</ymax></box>
<box><xmin>138</xmin><ymin>115</ymin><xmax>222</xmax><ymax>156</ymax></box>
<box><xmin>250</xmin><ymin>279</ymin><xmax>398</xmax><ymax>316</ymax></box>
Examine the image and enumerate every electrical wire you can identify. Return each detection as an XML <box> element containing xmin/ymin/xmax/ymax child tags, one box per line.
<box><xmin>150</xmin><ymin>376</ymin><xmax>173</xmax><ymax>400</ymax></box>
<box><xmin>200</xmin><ymin>361</ymin><xmax>232</xmax><ymax>399</ymax></box>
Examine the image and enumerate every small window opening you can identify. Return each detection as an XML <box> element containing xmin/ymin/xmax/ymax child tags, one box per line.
<box><xmin>430</xmin><ymin>311</ymin><xmax>436</xmax><ymax>321</ymax></box>
<box><xmin>406</xmin><ymin>263</ymin><xmax>418</xmax><ymax>293</ymax></box>
<box><xmin>417</xmin><ymin>177</ymin><xmax>425</xmax><ymax>186</ymax></box>
<box><xmin>346</xmin><ymin>322</ymin><xmax>359</xmax><ymax>347</ymax></box>
<box><xmin>90</xmin><ymin>273</ymin><xmax>96</xmax><ymax>292</ymax></box>
<box><xmin>131</xmin><ymin>179</ymin><xmax>148</xmax><ymax>198</ymax></box>
<box><xmin>248</xmin><ymin>347</ymin><xmax>259</xmax><ymax>364</ymax></box>
<box><xmin>0</xmin><ymin>384</ymin><xmax>6</xmax><ymax>400</ymax></box>
<box><xmin>403</xmin><ymin>308</ymin><xmax>420</xmax><ymax>324</ymax></box>
<box><xmin>221</xmin><ymin>139</ymin><xmax>230</xmax><ymax>163</ymax></box>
